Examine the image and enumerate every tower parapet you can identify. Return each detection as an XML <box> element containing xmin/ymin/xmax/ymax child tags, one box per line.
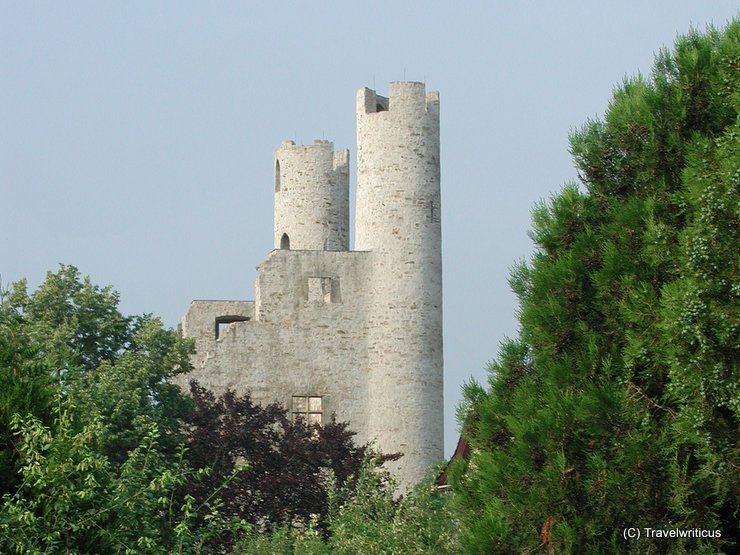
<box><xmin>274</xmin><ymin>140</ymin><xmax>349</xmax><ymax>251</ymax></box>
<box><xmin>355</xmin><ymin>82</ymin><xmax>440</xmax><ymax>252</ymax></box>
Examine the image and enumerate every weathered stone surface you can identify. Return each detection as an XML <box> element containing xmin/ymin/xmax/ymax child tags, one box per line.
<box><xmin>175</xmin><ymin>82</ymin><xmax>443</xmax><ymax>488</ymax></box>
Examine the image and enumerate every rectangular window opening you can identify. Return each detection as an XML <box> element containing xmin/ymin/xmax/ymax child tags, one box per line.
<box><xmin>215</xmin><ymin>315</ymin><xmax>250</xmax><ymax>339</ymax></box>
<box><xmin>291</xmin><ymin>395</ymin><xmax>323</xmax><ymax>425</ymax></box>
<box><xmin>307</xmin><ymin>277</ymin><xmax>335</xmax><ymax>303</ymax></box>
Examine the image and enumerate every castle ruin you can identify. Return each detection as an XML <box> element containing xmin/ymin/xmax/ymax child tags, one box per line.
<box><xmin>176</xmin><ymin>82</ymin><xmax>443</xmax><ymax>486</ymax></box>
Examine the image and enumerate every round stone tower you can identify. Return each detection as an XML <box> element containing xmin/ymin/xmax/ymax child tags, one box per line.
<box><xmin>355</xmin><ymin>82</ymin><xmax>443</xmax><ymax>487</ymax></box>
<box><xmin>274</xmin><ymin>139</ymin><xmax>349</xmax><ymax>251</ymax></box>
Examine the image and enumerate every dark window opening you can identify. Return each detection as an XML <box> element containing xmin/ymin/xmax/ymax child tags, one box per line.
<box><xmin>374</xmin><ymin>97</ymin><xmax>389</xmax><ymax>112</ymax></box>
<box><xmin>275</xmin><ymin>160</ymin><xmax>281</xmax><ymax>192</ymax></box>
<box><xmin>215</xmin><ymin>315</ymin><xmax>250</xmax><ymax>339</ymax></box>
<box><xmin>280</xmin><ymin>233</ymin><xmax>290</xmax><ymax>250</ymax></box>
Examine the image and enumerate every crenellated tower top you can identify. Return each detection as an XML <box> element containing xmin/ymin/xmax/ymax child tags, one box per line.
<box><xmin>273</xmin><ymin>139</ymin><xmax>349</xmax><ymax>251</ymax></box>
<box><xmin>355</xmin><ymin>81</ymin><xmax>441</xmax><ymax>253</ymax></box>
<box><xmin>354</xmin><ymin>81</ymin><xmax>443</xmax><ymax>486</ymax></box>
<box><xmin>358</xmin><ymin>81</ymin><xmax>439</xmax><ymax>118</ymax></box>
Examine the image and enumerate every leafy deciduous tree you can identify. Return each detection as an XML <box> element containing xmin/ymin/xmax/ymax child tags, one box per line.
<box><xmin>183</xmin><ymin>382</ymin><xmax>374</xmax><ymax>547</ymax></box>
<box><xmin>0</xmin><ymin>408</ymin><xmax>243</xmax><ymax>554</ymax></box>
<box><xmin>233</xmin><ymin>456</ymin><xmax>460</xmax><ymax>554</ymax></box>
<box><xmin>1</xmin><ymin>265</ymin><xmax>194</xmax><ymax>469</ymax></box>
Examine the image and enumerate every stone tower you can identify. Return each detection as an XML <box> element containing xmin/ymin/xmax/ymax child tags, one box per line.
<box><xmin>177</xmin><ymin>82</ymin><xmax>443</xmax><ymax>488</ymax></box>
<box><xmin>274</xmin><ymin>140</ymin><xmax>350</xmax><ymax>251</ymax></box>
<box><xmin>356</xmin><ymin>82</ymin><xmax>443</xmax><ymax>483</ymax></box>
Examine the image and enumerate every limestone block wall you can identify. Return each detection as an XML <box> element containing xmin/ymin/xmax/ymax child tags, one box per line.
<box><xmin>355</xmin><ymin>82</ymin><xmax>444</xmax><ymax>486</ymax></box>
<box><xmin>177</xmin><ymin>300</ymin><xmax>254</xmax><ymax>373</ymax></box>
<box><xmin>274</xmin><ymin>140</ymin><xmax>350</xmax><ymax>251</ymax></box>
<box><xmin>178</xmin><ymin>82</ymin><xmax>444</xmax><ymax>489</ymax></box>
<box><xmin>178</xmin><ymin>249</ymin><xmax>372</xmax><ymax>444</ymax></box>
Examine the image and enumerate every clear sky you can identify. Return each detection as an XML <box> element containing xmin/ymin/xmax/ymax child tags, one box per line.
<box><xmin>2</xmin><ymin>1</ymin><xmax>737</xmax><ymax>456</ymax></box>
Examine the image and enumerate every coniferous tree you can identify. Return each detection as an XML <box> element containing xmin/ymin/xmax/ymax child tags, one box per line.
<box><xmin>451</xmin><ymin>21</ymin><xmax>738</xmax><ymax>554</ymax></box>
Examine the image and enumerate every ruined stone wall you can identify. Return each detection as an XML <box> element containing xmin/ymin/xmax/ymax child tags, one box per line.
<box><xmin>178</xmin><ymin>82</ymin><xmax>444</xmax><ymax>488</ymax></box>
<box><xmin>177</xmin><ymin>249</ymin><xmax>372</xmax><ymax>443</ymax></box>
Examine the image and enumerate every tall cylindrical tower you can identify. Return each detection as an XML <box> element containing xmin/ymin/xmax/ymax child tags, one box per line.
<box><xmin>355</xmin><ymin>82</ymin><xmax>443</xmax><ymax>487</ymax></box>
<box><xmin>274</xmin><ymin>140</ymin><xmax>349</xmax><ymax>251</ymax></box>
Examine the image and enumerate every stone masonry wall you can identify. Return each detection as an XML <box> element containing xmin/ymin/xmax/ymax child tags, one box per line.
<box><xmin>355</xmin><ymin>82</ymin><xmax>444</xmax><ymax>486</ymax></box>
<box><xmin>177</xmin><ymin>249</ymin><xmax>372</xmax><ymax>444</ymax></box>
<box><xmin>178</xmin><ymin>82</ymin><xmax>443</xmax><ymax>489</ymax></box>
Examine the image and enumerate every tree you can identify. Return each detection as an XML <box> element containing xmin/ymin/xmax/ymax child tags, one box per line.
<box><xmin>0</xmin><ymin>408</ymin><xmax>243</xmax><ymax>554</ymax></box>
<box><xmin>183</xmin><ymin>382</ymin><xmax>376</xmax><ymax>547</ymax></box>
<box><xmin>451</xmin><ymin>21</ymin><xmax>738</xmax><ymax>554</ymax></box>
<box><xmin>0</xmin><ymin>267</ymin><xmax>242</xmax><ymax>553</ymax></box>
<box><xmin>4</xmin><ymin>265</ymin><xmax>131</xmax><ymax>375</ymax></box>
<box><xmin>1</xmin><ymin>265</ymin><xmax>194</xmax><ymax>466</ymax></box>
<box><xmin>0</xmin><ymin>293</ymin><xmax>55</xmax><ymax>496</ymax></box>
<box><xmin>232</xmin><ymin>456</ymin><xmax>460</xmax><ymax>554</ymax></box>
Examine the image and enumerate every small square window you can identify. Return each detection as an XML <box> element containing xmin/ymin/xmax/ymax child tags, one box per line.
<box><xmin>308</xmin><ymin>277</ymin><xmax>333</xmax><ymax>303</ymax></box>
<box><xmin>291</xmin><ymin>395</ymin><xmax>323</xmax><ymax>426</ymax></box>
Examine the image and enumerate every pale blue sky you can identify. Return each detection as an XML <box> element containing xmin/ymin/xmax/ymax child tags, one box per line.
<box><xmin>2</xmin><ymin>1</ymin><xmax>737</xmax><ymax>456</ymax></box>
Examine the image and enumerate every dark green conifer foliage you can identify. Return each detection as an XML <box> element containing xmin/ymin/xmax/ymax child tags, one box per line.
<box><xmin>451</xmin><ymin>21</ymin><xmax>738</xmax><ymax>554</ymax></box>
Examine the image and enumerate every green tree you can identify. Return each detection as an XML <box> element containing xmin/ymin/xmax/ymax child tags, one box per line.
<box><xmin>0</xmin><ymin>267</ymin><xmax>244</xmax><ymax>552</ymax></box>
<box><xmin>0</xmin><ymin>293</ymin><xmax>56</xmax><ymax>496</ymax></box>
<box><xmin>325</xmin><ymin>461</ymin><xmax>458</xmax><ymax>554</ymax></box>
<box><xmin>0</xmin><ymin>408</ymin><xmax>244</xmax><ymax>554</ymax></box>
<box><xmin>659</xmin><ymin>86</ymin><xmax>739</xmax><ymax>540</ymax></box>
<box><xmin>451</xmin><ymin>21</ymin><xmax>738</xmax><ymax>554</ymax></box>
<box><xmin>2</xmin><ymin>265</ymin><xmax>194</xmax><ymax>465</ymax></box>
<box><xmin>232</xmin><ymin>456</ymin><xmax>460</xmax><ymax>554</ymax></box>
<box><xmin>5</xmin><ymin>265</ymin><xmax>131</xmax><ymax>375</ymax></box>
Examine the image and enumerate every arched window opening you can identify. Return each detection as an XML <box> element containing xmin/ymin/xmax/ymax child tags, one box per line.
<box><xmin>275</xmin><ymin>160</ymin><xmax>281</xmax><ymax>192</ymax></box>
<box><xmin>280</xmin><ymin>233</ymin><xmax>290</xmax><ymax>250</ymax></box>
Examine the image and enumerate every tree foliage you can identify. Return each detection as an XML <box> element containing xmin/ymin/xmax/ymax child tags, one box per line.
<box><xmin>0</xmin><ymin>408</ymin><xmax>243</xmax><ymax>554</ymax></box>
<box><xmin>0</xmin><ymin>295</ymin><xmax>56</xmax><ymax>496</ymax></box>
<box><xmin>452</xmin><ymin>21</ymin><xmax>738</xmax><ymax>554</ymax></box>
<box><xmin>183</xmin><ymin>382</ymin><xmax>375</xmax><ymax>547</ymax></box>
<box><xmin>232</xmin><ymin>456</ymin><xmax>460</xmax><ymax>554</ymax></box>
<box><xmin>0</xmin><ymin>266</ymin><xmax>215</xmax><ymax>553</ymax></box>
<box><xmin>4</xmin><ymin>265</ymin><xmax>131</xmax><ymax>374</ymax></box>
<box><xmin>1</xmin><ymin>265</ymin><xmax>194</xmax><ymax>472</ymax></box>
